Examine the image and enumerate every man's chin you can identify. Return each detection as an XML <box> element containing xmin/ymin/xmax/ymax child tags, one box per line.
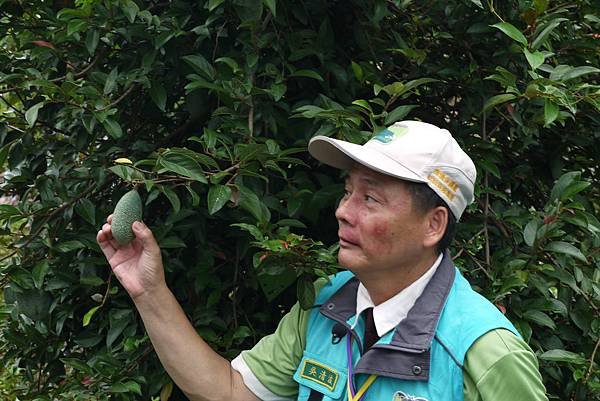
<box><xmin>337</xmin><ymin>251</ymin><xmax>365</xmax><ymax>271</ymax></box>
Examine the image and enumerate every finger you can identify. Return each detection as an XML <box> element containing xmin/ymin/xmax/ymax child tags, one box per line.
<box><xmin>97</xmin><ymin>229</ymin><xmax>116</xmax><ymax>260</ymax></box>
<box><xmin>107</xmin><ymin>214</ymin><xmax>113</xmax><ymax>224</ymax></box>
<box><xmin>132</xmin><ymin>221</ymin><xmax>160</xmax><ymax>256</ymax></box>
<box><xmin>101</xmin><ymin>222</ymin><xmax>113</xmax><ymax>238</ymax></box>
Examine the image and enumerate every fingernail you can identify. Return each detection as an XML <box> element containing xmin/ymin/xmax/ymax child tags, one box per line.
<box><xmin>133</xmin><ymin>221</ymin><xmax>142</xmax><ymax>230</ymax></box>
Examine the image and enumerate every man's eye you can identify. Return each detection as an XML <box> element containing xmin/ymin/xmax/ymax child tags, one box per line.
<box><xmin>365</xmin><ymin>195</ymin><xmax>377</xmax><ymax>203</ymax></box>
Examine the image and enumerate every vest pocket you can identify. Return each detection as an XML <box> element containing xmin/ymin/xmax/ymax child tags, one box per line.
<box><xmin>293</xmin><ymin>352</ymin><xmax>347</xmax><ymax>400</ymax></box>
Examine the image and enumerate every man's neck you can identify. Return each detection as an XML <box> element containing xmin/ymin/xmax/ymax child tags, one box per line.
<box><xmin>356</xmin><ymin>252</ymin><xmax>440</xmax><ymax>305</ymax></box>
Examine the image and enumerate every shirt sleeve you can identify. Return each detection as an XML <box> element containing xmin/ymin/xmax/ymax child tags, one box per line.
<box><xmin>231</xmin><ymin>300</ymin><xmax>313</xmax><ymax>399</ymax></box>
<box><xmin>463</xmin><ymin>329</ymin><xmax>549</xmax><ymax>401</ymax></box>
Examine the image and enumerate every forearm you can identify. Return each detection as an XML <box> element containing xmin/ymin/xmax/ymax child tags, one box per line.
<box><xmin>133</xmin><ymin>284</ymin><xmax>258</xmax><ymax>401</ymax></box>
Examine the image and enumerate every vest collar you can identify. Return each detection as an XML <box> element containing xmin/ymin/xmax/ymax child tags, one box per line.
<box><xmin>319</xmin><ymin>251</ymin><xmax>456</xmax><ymax>381</ymax></box>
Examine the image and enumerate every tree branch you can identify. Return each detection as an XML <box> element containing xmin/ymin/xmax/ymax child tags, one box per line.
<box><xmin>584</xmin><ymin>336</ymin><xmax>599</xmax><ymax>384</ymax></box>
<box><xmin>482</xmin><ymin>110</ymin><xmax>491</xmax><ymax>266</ymax></box>
<box><xmin>0</xmin><ymin>182</ymin><xmax>97</xmax><ymax>264</ymax></box>
<box><xmin>96</xmin><ymin>84</ymin><xmax>137</xmax><ymax>112</ymax></box>
<box><xmin>49</xmin><ymin>52</ymin><xmax>102</xmax><ymax>83</ymax></box>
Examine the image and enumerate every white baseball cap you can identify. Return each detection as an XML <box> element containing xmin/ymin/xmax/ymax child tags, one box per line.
<box><xmin>307</xmin><ymin>120</ymin><xmax>476</xmax><ymax>220</ymax></box>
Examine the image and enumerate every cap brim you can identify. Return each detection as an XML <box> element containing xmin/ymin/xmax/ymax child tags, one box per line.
<box><xmin>308</xmin><ymin>136</ymin><xmax>426</xmax><ymax>183</ymax></box>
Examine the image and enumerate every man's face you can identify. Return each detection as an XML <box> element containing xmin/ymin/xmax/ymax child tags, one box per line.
<box><xmin>335</xmin><ymin>165</ymin><xmax>429</xmax><ymax>276</ymax></box>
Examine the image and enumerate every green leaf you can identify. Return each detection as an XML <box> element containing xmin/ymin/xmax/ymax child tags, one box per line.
<box><xmin>0</xmin><ymin>141</ymin><xmax>14</xmax><ymax>168</ymax></box>
<box><xmin>154</xmin><ymin>32</ymin><xmax>175</xmax><ymax>49</ymax></box>
<box><xmin>531</xmin><ymin>18</ymin><xmax>567</xmax><ymax>50</ymax></box>
<box><xmin>232</xmin><ymin>223</ymin><xmax>264</xmax><ymax>241</ymax></box>
<box><xmin>523</xmin><ymin>219</ymin><xmax>539</xmax><ymax>247</ymax></box>
<box><xmin>483</xmin><ymin>93</ymin><xmax>516</xmax><ymax>112</ymax></box>
<box><xmin>384</xmin><ymin>105</ymin><xmax>418</xmax><ymax>124</ymax></box>
<box><xmin>297</xmin><ymin>275</ymin><xmax>315</xmax><ymax>310</ymax></box>
<box><xmin>207</xmin><ymin>185</ymin><xmax>232</xmax><ymax>215</ymax></box>
<box><xmin>293</xmin><ymin>105</ymin><xmax>326</xmax><ymax>118</ymax></box>
<box><xmin>56</xmin><ymin>240</ymin><xmax>86</xmax><ymax>252</ymax></box>
<box><xmin>185</xmin><ymin>184</ymin><xmax>200</xmax><ymax>207</ymax></box>
<box><xmin>523</xmin><ymin>48</ymin><xmax>545</xmax><ymax>70</ymax></box>
<box><xmin>102</xmin><ymin>118</ymin><xmax>123</xmax><ymax>139</ymax></box>
<box><xmin>381</xmin><ymin>82</ymin><xmax>404</xmax><ymax>96</ymax></box>
<box><xmin>560</xmin><ymin>66</ymin><xmax>600</xmax><ymax>81</ymax></box>
<box><xmin>560</xmin><ymin>181</ymin><xmax>590</xmax><ymax>201</ymax></box>
<box><xmin>85</xmin><ymin>30</ymin><xmax>100</xmax><ymax>55</ymax></box>
<box><xmin>160</xmin><ymin>381</ymin><xmax>174</xmax><ymax>401</ymax></box>
<box><xmin>110</xmin><ymin>381</ymin><xmax>142</xmax><ymax>395</ymax></box>
<box><xmin>108</xmin><ymin>165</ymin><xmax>143</xmax><ymax>181</ymax></box>
<box><xmin>160</xmin><ymin>236</ymin><xmax>187</xmax><ymax>248</ymax></box>
<box><xmin>182</xmin><ymin>55</ymin><xmax>216</xmax><ymax>80</ymax></box>
<box><xmin>351</xmin><ymin>61</ymin><xmax>363</xmax><ymax>82</ymax></box>
<box><xmin>263</xmin><ymin>0</ymin><xmax>276</xmax><ymax>16</ymax></box>
<box><xmin>402</xmin><ymin>78</ymin><xmax>440</xmax><ymax>93</ymax></box>
<box><xmin>491</xmin><ymin>22</ymin><xmax>528</xmax><ymax>46</ymax></box>
<box><xmin>61</xmin><ymin>358</ymin><xmax>93</xmax><ymax>374</ymax></box>
<box><xmin>233</xmin><ymin>0</ymin><xmax>263</xmax><ymax>22</ymax></box>
<box><xmin>150</xmin><ymin>82</ymin><xmax>167</xmax><ymax>111</ymax></box>
<box><xmin>103</xmin><ymin>67</ymin><xmax>119</xmax><ymax>95</ymax></box>
<box><xmin>544</xmin><ymin>99</ymin><xmax>559</xmax><ymax>126</ymax></box>
<box><xmin>257</xmin><ymin>267</ymin><xmax>296</xmax><ymax>301</ymax></box>
<box><xmin>276</xmin><ymin>218</ymin><xmax>307</xmax><ymax>228</ymax></box>
<box><xmin>32</xmin><ymin>260</ymin><xmax>49</xmax><ymax>289</ymax></box>
<box><xmin>478</xmin><ymin>158</ymin><xmax>501</xmax><ymax>179</ymax></box>
<box><xmin>25</xmin><ymin>102</ymin><xmax>44</xmax><ymax>127</ymax></box>
<box><xmin>215</xmin><ymin>57</ymin><xmax>240</xmax><ymax>72</ymax></box>
<box><xmin>82</xmin><ymin>306</ymin><xmax>100</xmax><ymax>327</ymax></box>
<box><xmin>546</xmin><ymin>267</ymin><xmax>578</xmax><ymax>292</ymax></box>
<box><xmin>75</xmin><ymin>198</ymin><xmax>96</xmax><ymax>225</ymax></box>
<box><xmin>232</xmin><ymin>325</ymin><xmax>252</xmax><ymax>340</ymax></box>
<box><xmin>534</xmin><ymin>0</ymin><xmax>549</xmax><ymax>14</ymax></box>
<box><xmin>160</xmin><ymin>150</ymin><xmax>207</xmax><ymax>183</ymax></box>
<box><xmin>545</xmin><ymin>241</ymin><xmax>587</xmax><ymax>263</ymax></box>
<box><xmin>550</xmin><ymin>172</ymin><xmax>580</xmax><ymax>202</ymax></box>
<box><xmin>539</xmin><ymin>349</ymin><xmax>586</xmax><ymax>364</ymax></box>
<box><xmin>0</xmin><ymin>204</ymin><xmax>20</xmax><ymax>219</ymax></box>
<box><xmin>208</xmin><ymin>0</ymin><xmax>226</xmax><ymax>11</ymax></box>
<box><xmin>185</xmin><ymin>79</ymin><xmax>224</xmax><ymax>93</ymax></box>
<box><xmin>523</xmin><ymin>310</ymin><xmax>556</xmax><ymax>330</ymax></box>
<box><xmin>352</xmin><ymin>99</ymin><xmax>372</xmax><ymax>112</ymax></box>
<box><xmin>160</xmin><ymin>186</ymin><xmax>181</xmax><ymax>214</ymax></box>
<box><xmin>121</xmin><ymin>0</ymin><xmax>139</xmax><ymax>23</ymax></box>
<box><xmin>289</xmin><ymin>70</ymin><xmax>324</xmax><ymax>82</ymax></box>
<box><xmin>107</xmin><ymin>313</ymin><xmax>131</xmax><ymax>347</ymax></box>
<box><xmin>237</xmin><ymin>186</ymin><xmax>270</xmax><ymax>223</ymax></box>
<box><xmin>67</xmin><ymin>19</ymin><xmax>87</xmax><ymax>36</ymax></box>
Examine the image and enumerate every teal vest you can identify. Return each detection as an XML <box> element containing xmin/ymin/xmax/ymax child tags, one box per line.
<box><xmin>293</xmin><ymin>253</ymin><xmax>519</xmax><ymax>401</ymax></box>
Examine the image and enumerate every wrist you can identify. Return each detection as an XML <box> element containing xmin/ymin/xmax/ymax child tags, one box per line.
<box><xmin>132</xmin><ymin>282</ymin><xmax>172</xmax><ymax>314</ymax></box>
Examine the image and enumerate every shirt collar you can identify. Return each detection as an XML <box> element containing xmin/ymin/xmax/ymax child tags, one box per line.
<box><xmin>353</xmin><ymin>253</ymin><xmax>443</xmax><ymax>337</ymax></box>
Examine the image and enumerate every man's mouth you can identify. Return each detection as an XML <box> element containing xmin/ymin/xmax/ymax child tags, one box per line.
<box><xmin>338</xmin><ymin>234</ymin><xmax>359</xmax><ymax>247</ymax></box>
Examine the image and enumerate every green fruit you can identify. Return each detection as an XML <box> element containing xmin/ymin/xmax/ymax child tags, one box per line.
<box><xmin>111</xmin><ymin>189</ymin><xmax>142</xmax><ymax>245</ymax></box>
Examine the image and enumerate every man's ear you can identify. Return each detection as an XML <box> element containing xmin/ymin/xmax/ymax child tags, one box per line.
<box><xmin>423</xmin><ymin>206</ymin><xmax>448</xmax><ymax>249</ymax></box>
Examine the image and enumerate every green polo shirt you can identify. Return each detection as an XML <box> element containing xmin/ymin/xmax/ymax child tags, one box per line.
<box><xmin>235</xmin><ymin>301</ymin><xmax>548</xmax><ymax>401</ymax></box>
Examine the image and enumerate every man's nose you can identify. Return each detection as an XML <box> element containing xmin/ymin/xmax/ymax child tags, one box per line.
<box><xmin>335</xmin><ymin>197</ymin><xmax>355</xmax><ymax>225</ymax></box>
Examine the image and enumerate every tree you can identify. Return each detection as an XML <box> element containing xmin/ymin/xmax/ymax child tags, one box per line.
<box><xmin>0</xmin><ymin>0</ymin><xmax>598</xmax><ymax>399</ymax></box>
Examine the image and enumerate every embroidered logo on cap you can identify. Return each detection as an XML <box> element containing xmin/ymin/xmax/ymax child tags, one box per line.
<box><xmin>300</xmin><ymin>359</ymin><xmax>339</xmax><ymax>391</ymax></box>
<box><xmin>427</xmin><ymin>168</ymin><xmax>458</xmax><ymax>200</ymax></box>
<box><xmin>372</xmin><ymin>126</ymin><xmax>409</xmax><ymax>144</ymax></box>
<box><xmin>392</xmin><ymin>390</ymin><xmax>429</xmax><ymax>401</ymax></box>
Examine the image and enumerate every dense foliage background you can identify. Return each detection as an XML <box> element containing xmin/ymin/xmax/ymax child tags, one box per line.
<box><xmin>0</xmin><ymin>0</ymin><xmax>598</xmax><ymax>400</ymax></box>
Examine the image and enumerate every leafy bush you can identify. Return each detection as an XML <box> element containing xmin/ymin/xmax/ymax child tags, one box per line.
<box><xmin>0</xmin><ymin>0</ymin><xmax>598</xmax><ymax>400</ymax></box>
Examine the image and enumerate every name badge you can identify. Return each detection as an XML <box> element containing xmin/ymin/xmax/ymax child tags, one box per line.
<box><xmin>294</xmin><ymin>352</ymin><xmax>347</xmax><ymax>399</ymax></box>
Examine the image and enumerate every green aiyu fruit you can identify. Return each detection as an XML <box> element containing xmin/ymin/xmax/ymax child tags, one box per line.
<box><xmin>111</xmin><ymin>189</ymin><xmax>142</xmax><ymax>245</ymax></box>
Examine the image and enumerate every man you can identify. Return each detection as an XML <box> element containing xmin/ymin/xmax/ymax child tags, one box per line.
<box><xmin>97</xmin><ymin>121</ymin><xmax>548</xmax><ymax>401</ymax></box>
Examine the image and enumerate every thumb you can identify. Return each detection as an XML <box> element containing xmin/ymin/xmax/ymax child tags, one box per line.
<box><xmin>132</xmin><ymin>221</ymin><xmax>160</xmax><ymax>254</ymax></box>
